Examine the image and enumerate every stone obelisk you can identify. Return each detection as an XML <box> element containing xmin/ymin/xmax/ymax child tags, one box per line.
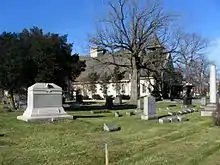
<box><xmin>201</xmin><ymin>64</ymin><xmax>217</xmax><ymax>116</ymax></box>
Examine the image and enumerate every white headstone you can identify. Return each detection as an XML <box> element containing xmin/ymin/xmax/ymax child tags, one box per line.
<box><xmin>201</xmin><ymin>97</ymin><xmax>207</xmax><ymax>106</ymax></box>
<box><xmin>141</xmin><ymin>95</ymin><xmax>157</xmax><ymax>120</ymax></box>
<box><xmin>17</xmin><ymin>83</ymin><xmax>72</xmax><ymax>122</ymax></box>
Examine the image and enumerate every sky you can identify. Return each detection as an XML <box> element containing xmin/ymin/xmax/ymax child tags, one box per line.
<box><xmin>0</xmin><ymin>0</ymin><xmax>220</xmax><ymax>63</ymax></box>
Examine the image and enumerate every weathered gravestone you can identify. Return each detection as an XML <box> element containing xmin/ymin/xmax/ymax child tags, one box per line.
<box><xmin>159</xmin><ymin>118</ymin><xmax>171</xmax><ymax>124</ymax></box>
<box><xmin>141</xmin><ymin>95</ymin><xmax>157</xmax><ymax>120</ymax></box>
<box><xmin>103</xmin><ymin>123</ymin><xmax>120</xmax><ymax>132</ymax></box>
<box><xmin>177</xmin><ymin>116</ymin><xmax>188</xmax><ymax>122</ymax></box>
<box><xmin>126</xmin><ymin>111</ymin><xmax>135</xmax><ymax>116</ymax></box>
<box><xmin>201</xmin><ymin>97</ymin><xmax>207</xmax><ymax>106</ymax></box>
<box><xmin>114</xmin><ymin>96</ymin><xmax>122</xmax><ymax>105</ymax></box>
<box><xmin>17</xmin><ymin>83</ymin><xmax>73</xmax><ymax>122</ymax></box>
<box><xmin>167</xmin><ymin>116</ymin><xmax>179</xmax><ymax>122</ymax></box>
<box><xmin>114</xmin><ymin>112</ymin><xmax>121</xmax><ymax>117</ymax></box>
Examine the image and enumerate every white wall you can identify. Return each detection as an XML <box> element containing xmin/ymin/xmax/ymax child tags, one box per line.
<box><xmin>74</xmin><ymin>78</ymin><xmax>155</xmax><ymax>99</ymax></box>
<box><xmin>140</xmin><ymin>78</ymin><xmax>155</xmax><ymax>97</ymax></box>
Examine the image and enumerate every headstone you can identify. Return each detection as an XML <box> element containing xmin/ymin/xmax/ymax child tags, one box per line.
<box><xmin>141</xmin><ymin>96</ymin><xmax>157</xmax><ymax>120</ymax></box>
<box><xmin>114</xmin><ymin>96</ymin><xmax>122</xmax><ymax>104</ymax></box>
<box><xmin>182</xmin><ymin>110</ymin><xmax>188</xmax><ymax>114</ymax></box>
<box><xmin>167</xmin><ymin>116</ymin><xmax>179</xmax><ymax>122</ymax></box>
<box><xmin>193</xmin><ymin>108</ymin><xmax>199</xmax><ymax>112</ymax></box>
<box><xmin>178</xmin><ymin>111</ymin><xmax>184</xmax><ymax>115</ymax></box>
<box><xmin>91</xmin><ymin>110</ymin><xmax>110</xmax><ymax>114</ymax></box>
<box><xmin>177</xmin><ymin>116</ymin><xmax>188</xmax><ymax>122</ymax></box>
<box><xmin>105</xmin><ymin>96</ymin><xmax>114</xmax><ymax>109</ymax></box>
<box><xmin>159</xmin><ymin>118</ymin><xmax>171</xmax><ymax>124</ymax></box>
<box><xmin>17</xmin><ymin>83</ymin><xmax>73</xmax><ymax>122</ymax></box>
<box><xmin>126</xmin><ymin>111</ymin><xmax>135</xmax><ymax>116</ymax></box>
<box><xmin>201</xmin><ymin>97</ymin><xmax>207</xmax><ymax>106</ymax></box>
<box><xmin>186</xmin><ymin>109</ymin><xmax>193</xmax><ymax>113</ymax></box>
<box><xmin>114</xmin><ymin>112</ymin><xmax>121</xmax><ymax>117</ymax></box>
<box><xmin>168</xmin><ymin>112</ymin><xmax>178</xmax><ymax>116</ymax></box>
<box><xmin>103</xmin><ymin>123</ymin><xmax>120</xmax><ymax>132</ymax></box>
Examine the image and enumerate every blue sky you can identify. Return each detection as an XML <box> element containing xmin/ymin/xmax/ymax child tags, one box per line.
<box><xmin>0</xmin><ymin>0</ymin><xmax>220</xmax><ymax>63</ymax></box>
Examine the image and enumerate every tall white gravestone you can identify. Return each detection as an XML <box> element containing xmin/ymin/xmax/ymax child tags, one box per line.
<box><xmin>17</xmin><ymin>83</ymin><xmax>73</xmax><ymax>122</ymax></box>
<box><xmin>210</xmin><ymin>64</ymin><xmax>217</xmax><ymax>103</ymax></box>
<box><xmin>201</xmin><ymin>64</ymin><xmax>217</xmax><ymax>116</ymax></box>
<box><xmin>141</xmin><ymin>95</ymin><xmax>157</xmax><ymax>120</ymax></box>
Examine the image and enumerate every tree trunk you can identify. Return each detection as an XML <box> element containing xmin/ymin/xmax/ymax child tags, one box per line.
<box><xmin>9</xmin><ymin>90</ymin><xmax>16</xmax><ymax>109</ymax></box>
<box><xmin>130</xmin><ymin>57</ymin><xmax>140</xmax><ymax>106</ymax></box>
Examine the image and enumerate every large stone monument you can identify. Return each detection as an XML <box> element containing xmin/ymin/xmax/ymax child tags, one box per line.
<box><xmin>17</xmin><ymin>83</ymin><xmax>73</xmax><ymax>122</ymax></box>
<box><xmin>141</xmin><ymin>95</ymin><xmax>157</xmax><ymax>120</ymax></box>
<box><xmin>201</xmin><ymin>64</ymin><xmax>217</xmax><ymax>116</ymax></box>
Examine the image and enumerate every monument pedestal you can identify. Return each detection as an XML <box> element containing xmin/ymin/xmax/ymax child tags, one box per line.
<box><xmin>17</xmin><ymin>83</ymin><xmax>73</xmax><ymax>122</ymax></box>
<box><xmin>17</xmin><ymin>113</ymin><xmax>73</xmax><ymax>122</ymax></box>
<box><xmin>141</xmin><ymin>114</ymin><xmax>157</xmax><ymax>120</ymax></box>
<box><xmin>201</xmin><ymin>103</ymin><xmax>216</xmax><ymax>117</ymax></box>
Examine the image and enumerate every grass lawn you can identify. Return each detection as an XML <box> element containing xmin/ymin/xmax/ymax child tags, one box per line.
<box><xmin>0</xmin><ymin>102</ymin><xmax>220</xmax><ymax>165</ymax></box>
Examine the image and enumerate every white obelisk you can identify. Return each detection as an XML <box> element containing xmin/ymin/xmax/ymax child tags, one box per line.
<box><xmin>201</xmin><ymin>64</ymin><xmax>217</xmax><ymax>116</ymax></box>
<box><xmin>210</xmin><ymin>64</ymin><xmax>217</xmax><ymax>103</ymax></box>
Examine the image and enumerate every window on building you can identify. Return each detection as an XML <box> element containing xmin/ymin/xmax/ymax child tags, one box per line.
<box><xmin>142</xmin><ymin>84</ymin><xmax>146</xmax><ymax>93</ymax></box>
<box><xmin>121</xmin><ymin>84</ymin><xmax>125</xmax><ymax>94</ymax></box>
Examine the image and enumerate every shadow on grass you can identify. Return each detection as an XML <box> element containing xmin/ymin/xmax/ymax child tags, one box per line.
<box><xmin>65</xmin><ymin>103</ymin><xmax>137</xmax><ymax>112</ymax></box>
<box><xmin>157</xmin><ymin>114</ymin><xmax>171</xmax><ymax>119</ymax></box>
<box><xmin>73</xmin><ymin>115</ymin><xmax>105</xmax><ymax>119</ymax></box>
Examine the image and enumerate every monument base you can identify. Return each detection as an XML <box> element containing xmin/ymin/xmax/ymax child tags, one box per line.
<box><xmin>201</xmin><ymin>103</ymin><xmax>217</xmax><ymax>117</ymax></box>
<box><xmin>141</xmin><ymin>114</ymin><xmax>157</xmax><ymax>120</ymax></box>
<box><xmin>17</xmin><ymin>115</ymin><xmax>73</xmax><ymax>122</ymax></box>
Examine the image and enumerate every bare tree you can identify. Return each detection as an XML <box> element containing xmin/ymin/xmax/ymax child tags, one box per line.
<box><xmin>189</xmin><ymin>55</ymin><xmax>210</xmax><ymax>94</ymax></box>
<box><xmin>89</xmin><ymin>0</ymin><xmax>176</xmax><ymax>104</ymax></box>
<box><xmin>173</xmin><ymin>32</ymin><xmax>209</xmax><ymax>83</ymax></box>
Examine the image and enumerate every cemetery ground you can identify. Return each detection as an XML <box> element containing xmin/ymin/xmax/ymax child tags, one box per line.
<box><xmin>1</xmin><ymin>102</ymin><xmax>220</xmax><ymax>165</ymax></box>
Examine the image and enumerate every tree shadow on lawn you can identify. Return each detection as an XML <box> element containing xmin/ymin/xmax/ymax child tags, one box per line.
<box><xmin>73</xmin><ymin>115</ymin><xmax>105</xmax><ymax>119</ymax></box>
<box><xmin>65</xmin><ymin>103</ymin><xmax>137</xmax><ymax>112</ymax></box>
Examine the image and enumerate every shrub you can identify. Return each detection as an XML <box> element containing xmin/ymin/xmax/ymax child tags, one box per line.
<box><xmin>213</xmin><ymin>103</ymin><xmax>220</xmax><ymax>126</ymax></box>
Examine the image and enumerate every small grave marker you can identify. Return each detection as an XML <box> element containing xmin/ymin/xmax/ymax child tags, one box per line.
<box><xmin>114</xmin><ymin>112</ymin><xmax>121</xmax><ymax>117</ymax></box>
<box><xmin>177</xmin><ymin>116</ymin><xmax>188</xmax><ymax>122</ymax></box>
<box><xmin>103</xmin><ymin>123</ymin><xmax>121</xmax><ymax>132</ymax></box>
<box><xmin>159</xmin><ymin>118</ymin><xmax>171</xmax><ymax>124</ymax></box>
<box><xmin>126</xmin><ymin>111</ymin><xmax>135</xmax><ymax>116</ymax></box>
<box><xmin>167</xmin><ymin>116</ymin><xmax>179</xmax><ymax>122</ymax></box>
